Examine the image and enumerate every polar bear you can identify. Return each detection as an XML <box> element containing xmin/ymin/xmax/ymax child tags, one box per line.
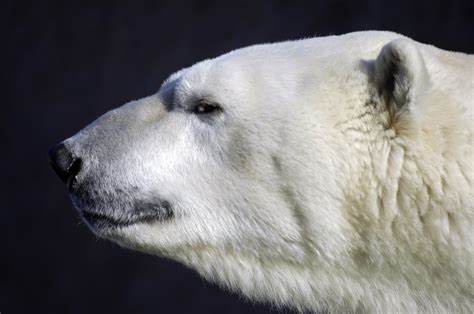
<box><xmin>49</xmin><ymin>31</ymin><xmax>473</xmax><ymax>313</ymax></box>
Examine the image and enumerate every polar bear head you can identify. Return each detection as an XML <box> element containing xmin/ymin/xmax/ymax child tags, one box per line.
<box><xmin>50</xmin><ymin>31</ymin><xmax>470</xmax><ymax>311</ymax></box>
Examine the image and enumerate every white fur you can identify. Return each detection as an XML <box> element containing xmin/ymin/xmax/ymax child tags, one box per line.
<box><xmin>64</xmin><ymin>31</ymin><xmax>474</xmax><ymax>313</ymax></box>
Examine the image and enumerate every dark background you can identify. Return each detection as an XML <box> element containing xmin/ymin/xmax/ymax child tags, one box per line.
<box><xmin>2</xmin><ymin>1</ymin><xmax>473</xmax><ymax>313</ymax></box>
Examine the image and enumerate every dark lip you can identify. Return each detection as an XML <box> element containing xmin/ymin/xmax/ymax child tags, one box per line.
<box><xmin>80</xmin><ymin>208</ymin><xmax>173</xmax><ymax>229</ymax></box>
<box><xmin>81</xmin><ymin>211</ymin><xmax>131</xmax><ymax>228</ymax></box>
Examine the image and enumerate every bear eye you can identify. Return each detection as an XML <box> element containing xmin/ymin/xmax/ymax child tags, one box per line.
<box><xmin>191</xmin><ymin>101</ymin><xmax>221</xmax><ymax>115</ymax></box>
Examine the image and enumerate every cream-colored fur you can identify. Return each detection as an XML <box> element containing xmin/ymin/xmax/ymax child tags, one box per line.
<box><xmin>62</xmin><ymin>31</ymin><xmax>473</xmax><ymax>313</ymax></box>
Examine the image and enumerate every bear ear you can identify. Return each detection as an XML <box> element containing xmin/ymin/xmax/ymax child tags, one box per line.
<box><xmin>373</xmin><ymin>38</ymin><xmax>429</xmax><ymax>113</ymax></box>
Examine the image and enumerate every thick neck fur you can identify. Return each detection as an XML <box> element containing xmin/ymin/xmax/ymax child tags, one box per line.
<box><xmin>339</xmin><ymin>68</ymin><xmax>473</xmax><ymax>312</ymax></box>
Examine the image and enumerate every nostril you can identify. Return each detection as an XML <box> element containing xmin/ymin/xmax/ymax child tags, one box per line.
<box><xmin>48</xmin><ymin>143</ymin><xmax>82</xmax><ymax>184</ymax></box>
<box><xmin>68</xmin><ymin>158</ymin><xmax>82</xmax><ymax>180</ymax></box>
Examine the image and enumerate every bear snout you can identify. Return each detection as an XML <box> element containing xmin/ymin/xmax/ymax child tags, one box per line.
<box><xmin>48</xmin><ymin>142</ymin><xmax>82</xmax><ymax>191</ymax></box>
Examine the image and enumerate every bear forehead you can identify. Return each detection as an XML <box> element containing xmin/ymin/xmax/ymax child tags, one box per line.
<box><xmin>168</xmin><ymin>31</ymin><xmax>403</xmax><ymax>95</ymax></box>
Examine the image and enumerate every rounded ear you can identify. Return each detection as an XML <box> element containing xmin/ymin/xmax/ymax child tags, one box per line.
<box><xmin>373</xmin><ymin>38</ymin><xmax>429</xmax><ymax>113</ymax></box>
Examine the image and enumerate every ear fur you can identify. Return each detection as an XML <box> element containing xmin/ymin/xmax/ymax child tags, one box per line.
<box><xmin>373</xmin><ymin>38</ymin><xmax>429</xmax><ymax>115</ymax></box>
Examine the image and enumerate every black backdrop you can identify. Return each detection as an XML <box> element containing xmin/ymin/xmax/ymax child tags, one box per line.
<box><xmin>2</xmin><ymin>1</ymin><xmax>473</xmax><ymax>313</ymax></box>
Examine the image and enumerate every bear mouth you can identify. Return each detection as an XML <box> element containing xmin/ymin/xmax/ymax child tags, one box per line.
<box><xmin>80</xmin><ymin>200</ymin><xmax>174</xmax><ymax>229</ymax></box>
<box><xmin>81</xmin><ymin>211</ymin><xmax>135</xmax><ymax>228</ymax></box>
<box><xmin>71</xmin><ymin>180</ymin><xmax>174</xmax><ymax>230</ymax></box>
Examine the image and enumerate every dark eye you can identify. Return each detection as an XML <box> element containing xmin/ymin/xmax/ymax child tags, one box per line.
<box><xmin>191</xmin><ymin>101</ymin><xmax>221</xmax><ymax>115</ymax></box>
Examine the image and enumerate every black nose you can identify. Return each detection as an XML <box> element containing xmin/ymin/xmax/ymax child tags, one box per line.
<box><xmin>48</xmin><ymin>143</ymin><xmax>82</xmax><ymax>184</ymax></box>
